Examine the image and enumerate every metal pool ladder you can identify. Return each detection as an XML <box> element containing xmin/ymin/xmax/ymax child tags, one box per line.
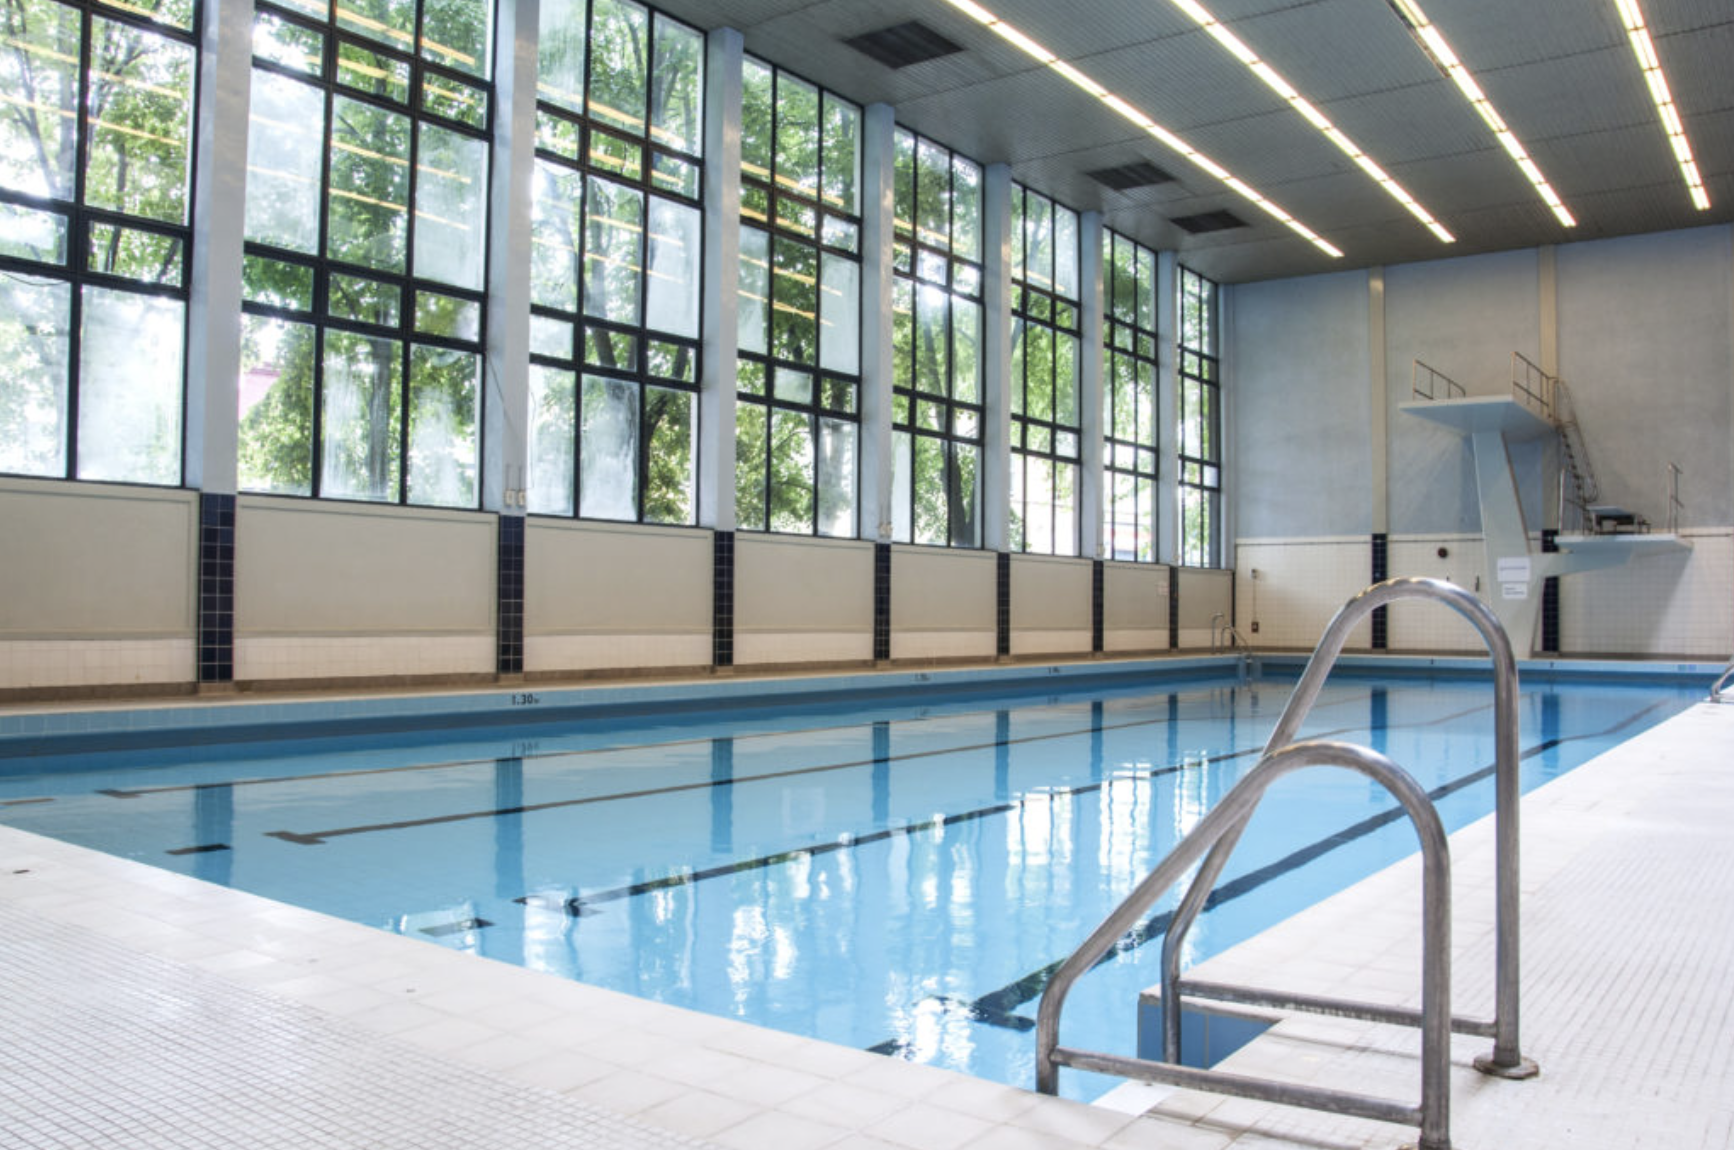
<box><xmin>1035</xmin><ymin>578</ymin><xmax>1540</xmax><ymax>1150</ymax></box>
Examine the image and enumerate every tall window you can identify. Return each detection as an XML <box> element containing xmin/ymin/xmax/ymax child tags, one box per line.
<box><xmin>1103</xmin><ymin>230</ymin><xmax>1158</xmax><ymax>563</ymax></box>
<box><xmin>735</xmin><ymin>59</ymin><xmax>860</xmax><ymax>537</ymax></box>
<box><xmin>1178</xmin><ymin>265</ymin><xmax>1220</xmax><ymax>567</ymax></box>
<box><xmin>1009</xmin><ymin>184</ymin><xmax>1079</xmax><ymax>556</ymax></box>
<box><xmin>0</xmin><ymin>0</ymin><xmax>197</xmax><ymax>485</ymax></box>
<box><xmin>238</xmin><ymin>0</ymin><xmax>495</xmax><ymax>507</ymax></box>
<box><xmin>525</xmin><ymin>0</ymin><xmax>702</xmax><ymax>523</ymax></box>
<box><xmin>890</xmin><ymin>128</ymin><xmax>981</xmax><ymax>548</ymax></box>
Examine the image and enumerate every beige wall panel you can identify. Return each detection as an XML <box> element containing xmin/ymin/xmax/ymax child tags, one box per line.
<box><xmin>0</xmin><ymin>479</ymin><xmax>195</xmax><ymax>637</ymax></box>
<box><xmin>527</xmin><ymin>521</ymin><xmax>712</xmax><ymax>636</ymax></box>
<box><xmin>736</xmin><ymin>535</ymin><xmax>873</xmax><ymax>634</ymax></box>
<box><xmin>891</xmin><ymin>547</ymin><xmax>995</xmax><ymax>635</ymax></box>
<box><xmin>1009</xmin><ymin>555</ymin><xmax>1091</xmax><ymax>632</ymax></box>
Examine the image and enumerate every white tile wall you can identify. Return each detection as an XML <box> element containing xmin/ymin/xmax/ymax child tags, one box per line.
<box><xmin>1104</xmin><ymin>628</ymin><xmax>1168</xmax><ymax>653</ymax></box>
<box><xmin>1561</xmin><ymin>528</ymin><xmax>1734</xmax><ymax>657</ymax></box>
<box><xmin>1233</xmin><ymin>537</ymin><xmax>1372</xmax><ymax>650</ymax></box>
<box><xmin>734</xmin><ymin>631</ymin><xmax>874</xmax><ymax>666</ymax></box>
<box><xmin>0</xmin><ymin>639</ymin><xmax>193</xmax><ymax>689</ymax></box>
<box><xmin>235</xmin><ymin>635</ymin><xmax>495</xmax><ymax>682</ymax></box>
<box><xmin>1008</xmin><ymin>628</ymin><xmax>1091</xmax><ymax>658</ymax></box>
<box><xmin>1386</xmin><ymin>534</ymin><xmax>1490</xmax><ymax>652</ymax></box>
<box><xmin>888</xmin><ymin>629</ymin><xmax>996</xmax><ymax>662</ymax></box>
<box><xmin>525</xmin><ymin>634</ymin><xmax>712</xmax><ymax>674</ymax></box>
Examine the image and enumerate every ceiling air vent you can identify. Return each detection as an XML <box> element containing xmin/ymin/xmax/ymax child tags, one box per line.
<box><xmin>1171</xmin><ymin>209</ymin><xmax>1248</xmax><ymax>234</ymax></box>
<box><xmin>1085</xmin><ymin>161</ymin><xmax>1175</xmax><ymax>192</ymax></box>
<box><xmin>844</xmin><ymin>21</ymin><xmax>965</xmax><ymax>69</ymax></box>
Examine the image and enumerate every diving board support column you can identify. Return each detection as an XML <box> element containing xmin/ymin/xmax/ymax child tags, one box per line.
<box><xmin>1471</xmin><ymin>427</ymin><xmax>1544</xmax><ymax>655</ymax></box>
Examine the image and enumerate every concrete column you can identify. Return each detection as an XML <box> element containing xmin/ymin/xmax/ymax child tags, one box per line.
<box><xmin>1368</xmin><ymin>266</ymin><xmax>1388</xmax><ymax>535</ymax></box>
<box><xmin>858</xmin><ymin>103</ymin><xmax>896</xmax><ymax>541</ymax></box>
<box><xmin>698</xmin><ymin>28</ymin><xmax>743</xmax><ymax>531</ymax></box>
<box><xmin>1078</xmin><ymin>211</ymin><xmax>1105</xmax><ymax>560</ymax></box>
<box><xmin>184</xmin><ymin>0</ymin><xmax>254</xmax><ymax>493</ymax></box>
<box><xmin>483</xmin><ymin>0</ymin><xmax>540</xmax><ymax>515</ymax></box>
<box><xmin>1156</xmin><ymin>249</ymin><xmax>1179</xmax><ymax>566</ymax></box>
<box><xmin>1217</xmin><ymin>277</ymin><xmax>1234</xmax><ymax>567</ymax></box>
<box><xmin>981</xmin><ymin>163</ymin><xmax>1013</xmax><ymax>553</ymax></box>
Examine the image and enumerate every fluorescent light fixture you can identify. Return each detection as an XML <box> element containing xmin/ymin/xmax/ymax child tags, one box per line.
<box><xmin>1615</xmin><ymin>0</ymin><xmax>1710</xmax><ymax>209</ymax></box>
<box><xmin>1167</xmin><ymin>0</ymin><xmax>1454</xmax><ymax>243</ymax></box>
<box><xmin>1386</xmin><ymin>0</ymin><xmax>1576</xmax><ymax>227</ymax></box>
<box><xmin>936</xmin><ymin>0</ymin><xmax>1344</xmax><ymax>258</ymax></box>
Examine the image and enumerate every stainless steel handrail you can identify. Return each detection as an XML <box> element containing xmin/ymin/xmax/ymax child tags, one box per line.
<box><xmin>1034</xmin><ymin>739</ymin><xmax>1456</xmax><ymax>1150</ymax></box>
<box><xmin>1159</xmin><ymin>577</ymin><xmax>1535</xmax><ymax>1079</ymax></box>
<box><xmin>1411</xmin><ymin>359</ymin><xmax>1465</xmax><ymax>401</ymax></box>
<box><xmin>1666</xmin><ymin>462</ymin><xmax>1683</xmax><ymax>534</ymax></box>
<box><xmin>1709</xmin><ymin>661</ymin><xmax>1734</xmax><ymax>702</ymax></box>
<box><xmin>1511</xmin><ymin>351</ymin><xmax>1554</xmax><ymax>419</ymax></box>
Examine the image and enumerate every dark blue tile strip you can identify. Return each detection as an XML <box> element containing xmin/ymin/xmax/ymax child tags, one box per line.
<box><xmin>1168</xmin><ymin>566</ymin><xmax>1180</xmax><ymax>649</ymax></box>
<box><xmin>874</xmin><ymin>543</ymin><xmax>891</xmax><ymax>662</ymax></box>
<box><xmin>496</xmin><ymin>515</ymin><xmax>525</xmax><ymax>675</ymax></box>
<box><xmin>1370</xmin><ymin>532</ymin><xmax>1389</xmax><ymax>650</ymax></box>
<box><xmin>713</xmin><ymin>531</ymin><xmax>735</xmax><ymax>668</ymax></box>
<box><xmin>197</xmin><ymin>493</ymin><xmax>235</xmax><ymax>683</ymax></box>
<box><xmin>996</xmin><ymin>553</ymin><xmax>1011</xmax><ymax>658</ymax></box>
<box><xmin>1541</xmin><ymin>529</ymin><xmax>1560</xmax><ymax>653</ymax></box>
<box><xmin>1091</xmin><ymin>559</ymin><xmax>1104</xmax><ymax>653</ymax></box>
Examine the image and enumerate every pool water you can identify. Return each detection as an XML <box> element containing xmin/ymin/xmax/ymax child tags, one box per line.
<box><xmin>0</xmin><ymin>671</ymin><xmax>1699</xmax><ymax>1101</ymax></box>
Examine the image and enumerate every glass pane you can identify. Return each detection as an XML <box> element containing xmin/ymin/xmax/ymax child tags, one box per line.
<box><xmin>821</xmin><ymin>216</ymin><xmax>858</xmax><ymax>254</ymax></box>
<box><xmin>644</xmin><ymin>197</ymin><xmax>699</xmax><ymax>339</ymax></box>
<box><xmin>76</xmin><ymin>286</ymin><xmax>182</xmax><ymax>484</ymax></box>
<box><xmin>530</xmin><ymin>314</ymin><xmax>572</xmax><ymax>359</ymax></box>
<box><xmin>329</xmin><ymin>271</ymin><xmax>400</xmax><ymax>325</ymax></box>
<box><xmin>527</xmin><ymin>364</ymin><xmax>575</xmax><ymax>515</ymax></box>
<box><xmin>0</xmin><ymin>274</ymin><xmax>71</xmax><ymax>477</ymax></box>
<box><xmin>891</xmin><ymin>276</ymin><xmax>912</xmax><ymax>393</ymax></box>
<box><xmin>578</xmin><ymin>374</ymin><xmax>638</xmax><ymax>520</ymax></box>
<box><xmin>951</xmin><ymin>442</ymin><xmax>980</xmax><ymax>548</ymax></box>
<box><xmin>0</xmin><ymin>202</ymin><xmax>68</xmax><ymax>264</ymax></box>
<box><xmin>253</xmin><ymin>10</ymin><xmax>324</xmax><ymax>76</ymax></box>
<box><xmin>816</xmin><ymin>415</ymin><xmax>854</xmax><ymax>538</ymax></box>
<box><xmin>819</xmin><ymin>252</ymin><xmax>858</xmax><ymax>375</ymax></box>
<box><xmin>737</xmin><ymin>226</ymin><xmax>769</xmax><ymax>353</ymax></box>
<box><xmin>1007</xmin><ymin>451</ymin><xmax>1024</xmax><ymax>552</ymax></box>
<box><xmin>327</xmin><ymin>95</ymin><xmax>410</xmax><ymax>272</ymax></box>
<box><xmin>420</xmin><ymin>0</ymin><xmax>491</xmax><ymax>79</ymax></box>
<box><xmin>912</xmin><ymin>433</ymin><xmax>944</xmax><ymax>547</ymax></box>
<box><xmin>734</xmin><ymin>400</ymin><xmax>766</xmax><ymax>530</ymax></box>
<box><xmin>335</xmin><ymin>40</ymin><xmax>410</xmax><ymax>103</ymax></box>
<box><xmin>1055</xmin><ymin>205</ymin><xmax>1079</xmax><ymax>299</ymax></box>
<box><xmin>915</xmin><ymin>138</ymin><xmax>948</xmax><ymax>251</ymax></box>
<box><xmin>821</xmin><ymin>376</ymin><xmax>854</xmax><ymax>415</ymax></box>
<box><xmin>892</xmin><ymin>129</ymin><xmax>913</xmax><ymax>239</ymax></box>
<box><xmin>414</xmin><ymin>290</ymin><xmax>480</xmax><ymax>340</ymax></box>
<box><xmin>588</xmin><ymin>129</ymin><xmax>642</xmax><ymax>181</ymax></box>
<box><xmin>237</xmin><ymin>314</ymin><xmax>314</xmax><ymax>495</ymax></box>
<box><xmin>890</xmin><ymin>430</ymin><xmax>911</xmax><ymax>543</ymax></box>
<box><xmin>821</xmin><ymin>93</ymin><xmax>858</xmax><ymax>216</ymax></box>
<box><xmin>530</xmin><ymin>159</ymin><xmax>583</xmax><ymax>312</ymax></box>
<box><xmin>1055</xmin><ymin>331</ymin><xmax>1077</xmax><ymax>426</ymax></box>
<box><xmin>646</xmin><ymin>339</ymin><xmax>695</xmax><ymax>382</ymax></box>
<box><xmin>650</xmin><ymin>152</ymin><xmax>698</xmax><ymax>199</ymax></box>
<box><xmin>101</xmin><ymin>0</ymin><xmax>194</xmax><ymax>31</ymax></box>
<box><xmin>535</xmin><ymin>0</ymin><xmax>585</xmax><ymax>113</ymax></box>
<box><xmin>1136</xmin><ymin>245</ymin><xmax>1156</xmax><ymax>330</ymax></box>
<box><xmin>952</xmin><ymin>156</ymin><xmax>980</xmax><ymax>261</ymax></box>
<box><xmin>583</xmin><ymin>177</ymin><xmax>642</xmax><ymax>323</ymax></box>
<box><xmin>320</xmin><ymin>328</ymin><xmax>402</xmax><ymax>501</ymax></box>
<box><xmin>776</xmin><ymin>73</ymin><xmax>819</xmax><ymax>199</ymax></box>
<box><xmin>1026</xmin><ymin>324</ymin><xmax>1052</xmax><ymax>420</ymax></box>
<box><xmin>84</xmin><ymin>16</ymin><xmax>195</xmax><ymax>224</ymax></box>
<box><xmin>643</xmin><ymin>385</ymin><xmax>694</xmax><ymax>525</ymax></box>
<box><xmin>415</xmin><ymin>122</ymin><xmax>488</xmax><ymax>290</ymax></box>
<box><xmin>335</xmin><ymin>0</ymin><xmax>414</xmax><ymax>53</ymax></box>
<box><xmin>771</xmin><ymin>236</ymin><xmax>816</xmax><ymax>364</ymax></box>
<box><xmin>768</xmin><ymin>407</ymin><xmax>813</xmax><ymax>534</ymax></box>
<box><xmin>583</xmin><ymin>326</ymin><xmax>636</xmax><ymax>371</ymax></box>
<box><xmin>649</xmin><ymin>15</ymin><xmax>702</xmax><ymax>156</ymax></box>
<box><xmin>422</xmin><ymin>73</ymin><xmax>487</xmax><ymax>129</ymax></box>
<box><xmin>587</xmin><ymin>0</ymin><xmax>648</xmax><ymax>136</ymax></box>
<box><xmin>739</xmin><ymin>58</ymin><xmax>773</xmax><ymax>183</ymax></box>
<box><xmin>87</xmin><ymin>222</ymin><xmax>182</xmax><ymax>285</ymax></box>
<box><xmin>737</xmin><ymin>358</ymin><xmax>764</xmax><ymax>397</ymax></box>
<box><xmin>1025</xmin><ymin>192</ymin><xmax>1052</xmax><ymax>289</ymax></box>
<box><xmin>773</xmin><ymin>367</ymin><xmax>811</xmax><ymax>404</ymax></box>
<box><xmin>913</xmin><ymin>281</ymin><xmax>946</xmax><ymax>397</ymax></box>
<box><xmin>246</xmin><ymin>69</ymin><xmax>326</xmax><ymax>252</ymax></box>
<box><xmin>953</xmin><ymin>299</ymin><xmax>980</xmax><ymax>403</ymax></box>
<box><xmin>1027</xmin><ymin>456</ymin><xmax>1053</xmax><ymax>555</ymax></box>
<box><xmin>243</xmin><ymin>253</ymin><xmax>314</xmax><ymax>310</ymax></box>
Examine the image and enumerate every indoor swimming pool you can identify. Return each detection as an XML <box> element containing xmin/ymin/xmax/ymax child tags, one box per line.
<box><xmin>0</xmin><ymin>668</ymin><xmax>1702</xmax><ymax>1102</ymax></box>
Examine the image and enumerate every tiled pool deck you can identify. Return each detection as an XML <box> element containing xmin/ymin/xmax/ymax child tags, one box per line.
<box><xmin>2</xmin><ymin>685</ymin><xmax>1731</xmax><ymax>1150</ymax></box>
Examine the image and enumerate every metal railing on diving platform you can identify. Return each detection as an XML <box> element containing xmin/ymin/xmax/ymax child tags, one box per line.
<box><xmin>1035</xmin><ymin>577</ymin><xmax>1541</xmax><ymax>1150</ymax></box>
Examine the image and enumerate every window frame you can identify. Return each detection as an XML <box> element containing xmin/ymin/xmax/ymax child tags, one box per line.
<box><xmin>1177</xmin><ymin>264</ymin><xmax>1221</xmax><ymax>568</ymax></box>
<box><xmin>1102</xmin><ymin>228</ymin><xmax>1160</xmax><ymax>564</ymax></box>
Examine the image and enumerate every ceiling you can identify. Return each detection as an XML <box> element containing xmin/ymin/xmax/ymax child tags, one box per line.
<box><xmin>646</xmin><ymin>0</ymin><xmax>1734</xmax><ymax>284</ymax></box>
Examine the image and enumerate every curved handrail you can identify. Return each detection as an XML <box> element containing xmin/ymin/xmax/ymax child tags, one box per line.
<box><xmin>1709</xmin><ymin>661</ymin><xmax>1734</xmax><ymax>702</ymax></box>
<box><xmin>1035</xmin><ymin>739</ymin><xmax>1454</xmax><ymax>1150</ymax></box>
<box><xmin>1159</xmin><ymin>577</ymin><xmax>1529</xmax><ymax>1075</ymax></box>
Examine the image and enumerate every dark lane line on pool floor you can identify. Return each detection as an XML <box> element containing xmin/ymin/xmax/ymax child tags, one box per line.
<box><xmin>255</xmin><ymin>689</ymin><xmax>1386</xmax><ymax>847</ymax></box>
<box><xmin>866</xmin><ymin>696</ymin><xmax>1675</xmax><ymax>1054</ymax></box>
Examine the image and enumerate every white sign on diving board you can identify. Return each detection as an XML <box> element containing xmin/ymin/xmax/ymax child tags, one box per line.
<box><xmin>1497</xmin><ymin>556</ymin><xmax>1531</xmax><ymax>600</ymax></box>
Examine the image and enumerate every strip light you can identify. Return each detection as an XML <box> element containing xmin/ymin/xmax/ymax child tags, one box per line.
<box><xmin>1612</xmin><ymin>0</ymin><xmax>1709</xmax><ymax>210</ymax></box>
<box><xmin>1387</xmin><ymin>0</ymin><xmax>1576</xmax><ymax>227</ymax></box>
<box><xmin>939</xmin><ymin>0</ymin><xmax>1343</xmax><ymax>258</ymax></box>
<box><xmin>1168</xmin><ymin>0</ymin><xmax>1454</xmax><ymax>244</ymax></box>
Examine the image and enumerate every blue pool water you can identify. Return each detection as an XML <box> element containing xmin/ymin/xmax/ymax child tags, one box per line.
<box><xmin>0</xmin><ymin>669</ymin><xmax>1700</xmax><ymax>1100</ymax></box>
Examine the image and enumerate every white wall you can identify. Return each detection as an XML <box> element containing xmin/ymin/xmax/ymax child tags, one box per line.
<box><xmin>1234</xmin><ymin>536</ymin><xmax>1369</xmax><ymax>651</ymax></box>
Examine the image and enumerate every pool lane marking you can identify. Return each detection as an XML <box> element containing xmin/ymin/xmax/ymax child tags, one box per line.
<box><xmin>869</xmin><ymin>695</ymin><xmax>1677</xmax><ymax>1051</ymax></box>
<box><xmin>100</xmin><ymin>685</ymin><xmax>1266</xmax><ymax>799</ymax></box>
<box><xmin>510</xmin><ymin>699</ymin><xmax>1495</xmax><ymax>914</ymax></box>
<box><xmin>256</xmin><ymin>689</ymin><xmax>1383</xmax><ymax>846</ymax></box>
